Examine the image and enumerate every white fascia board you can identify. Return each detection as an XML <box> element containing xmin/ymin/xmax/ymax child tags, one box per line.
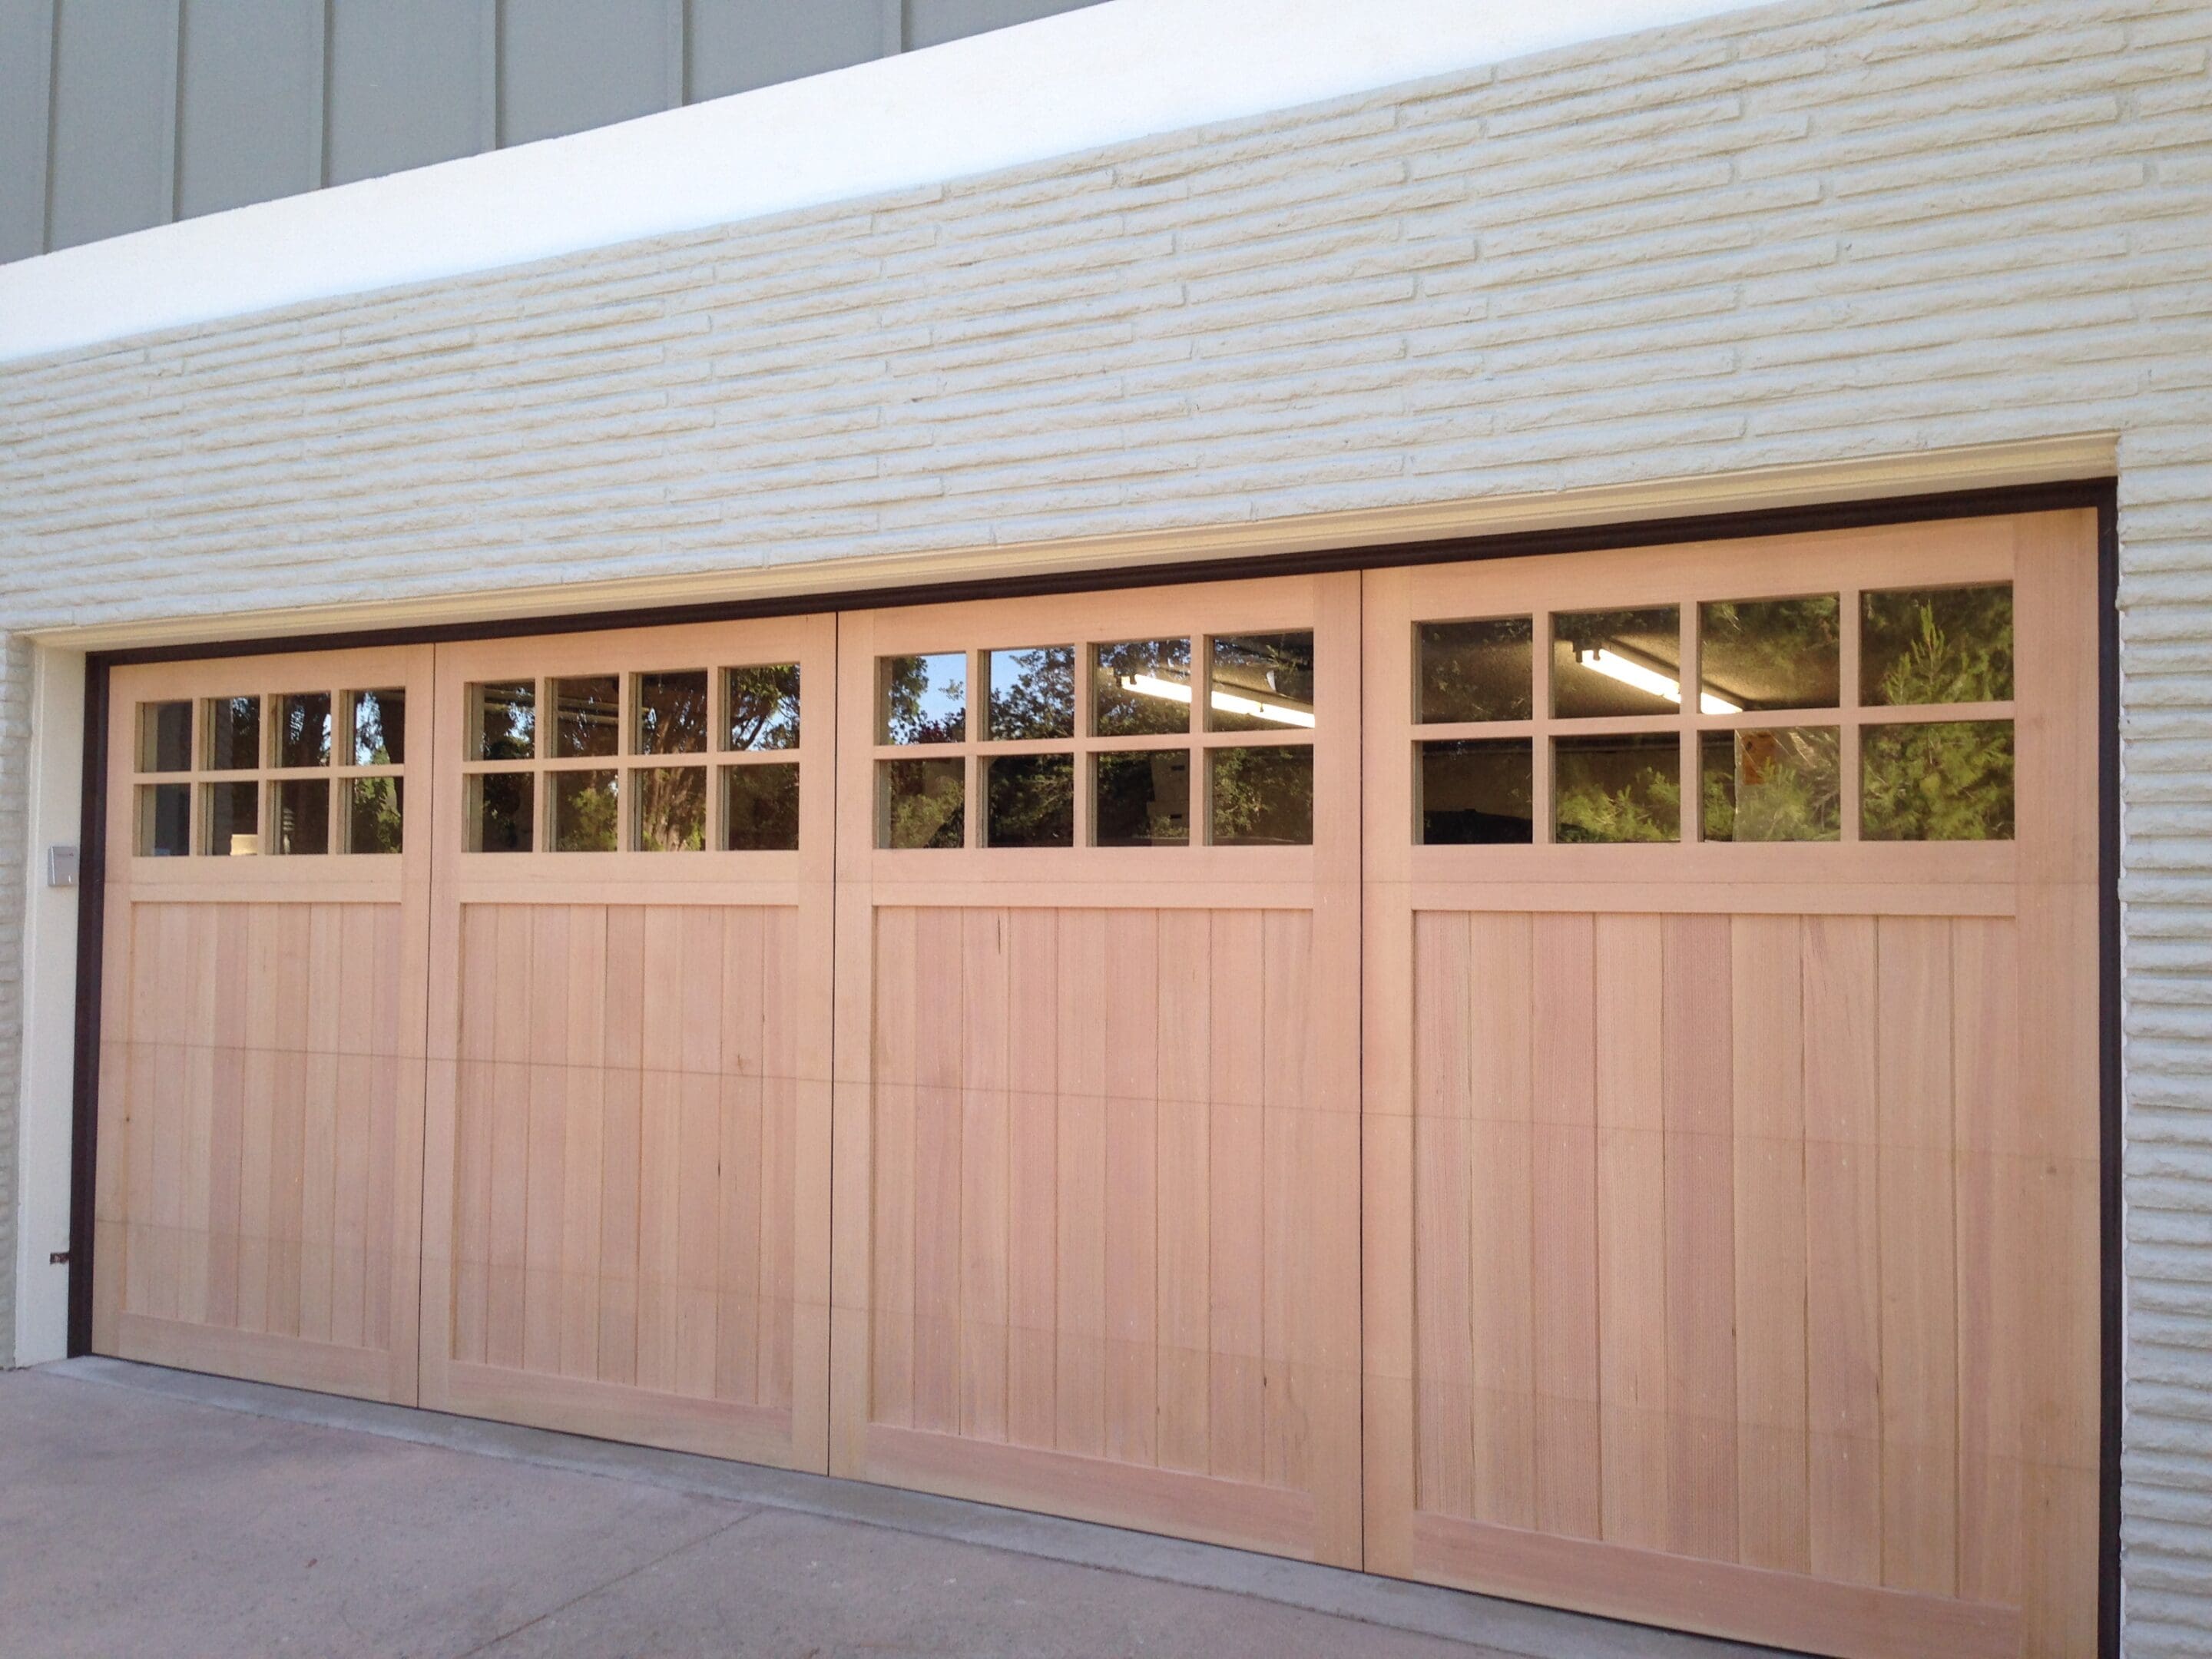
<box><xmin>0</xmin><ymin>0</ymin><xmax>1760</xmax><ymax>366</ymax></box>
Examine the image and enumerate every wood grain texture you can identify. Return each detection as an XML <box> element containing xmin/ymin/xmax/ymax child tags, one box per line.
<box><xmin>1361</xmin><ymin>515</ymin><xmax>2101</xmax><ymax>1657</ymax></box>
<box><xmin>832</xmin><ymin>575</ymin><xmax>1363</xmax><ymax>1566</ymax></box>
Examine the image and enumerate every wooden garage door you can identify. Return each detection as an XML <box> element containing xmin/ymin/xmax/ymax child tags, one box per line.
<box><xmin>94</xmin><ymin>647</ymin><xmax>433</xmax><ymax>1402</ymax></box>
<box><xmin>415</xmin><ymin>618</ymin><xmax>836</xmax><ymax>1469</ymax></box>
<box><xmin>1360</xmin><ymin>512</ymin><xmax>2099</xmax><ymax>1657</ymax></box>
<box><xmin>829</xmin><ymin>575</ymin><xmax>1363</xmax><ymax>1564</ymax></box>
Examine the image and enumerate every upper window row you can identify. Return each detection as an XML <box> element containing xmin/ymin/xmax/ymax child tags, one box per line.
<box><xmin>462</xmin><ymin>665</ymin><xmax>803</xmax><ymax>854</ymax></box>
<box><xmin>132</xmin><ymin>690</ymin><xmax>406</xmax><ymax>857</ymax></box>
<box><xmin>875</xmin><ymin>633</ymin><xmax>1316</xmax><ymax>747</ymax></box>
<box><xmin>869</xmin><ymin>633</ymin><xmax>1316</xmax><ymax>850</ymax></box>
<box><xmin>1417</xmin><ymin>585</ymin><xmax>2013</xmax><ymax>722</ymax></box>
<box><xmin>1413</xmin><ymin>584</ymin><xmax>2017</xmax><ymax>846</ymax></box>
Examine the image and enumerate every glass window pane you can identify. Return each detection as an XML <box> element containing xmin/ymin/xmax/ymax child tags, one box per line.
<box><xmin>635</xmin><ymin>671</ymin><xmax>709</xmax><ymax>756</ymax></box>
<box><xmin>634</xmin><ymin>766</ymin><xmax>707</xmax><ymax>851</ymax></box>
<box><xmin>469</xmin><ymin>773</ymin><xmax>532</xmax><ymax>853</ymax></box>
<box><xmin>1209</xmin><ymin>632</ymin><xmax>1316</xmax><ymax>733</ymax></box>
<box><xmin>1418</xmin><ymin>740</ymin><xmax>1533</xmax><ymax>844</ymax></box>
<box><xmin>1862</xmin><ymin>584</ymin><xmax>2015</xmax><ymax>706</ymax></box>
<box><xmin>473</xmin><ymin>681</ymin><xmax>535</xmax><ymax>761</ymax></box>
<box><xmin>551</xmin><ymin>677</ymin><xmax>621</xmax><ymax>759</ymax></box>
<box><xmin>1093</xmin><ymin>639</ymin><xmax>1191</xmax><ymax>737</ymax></box>
<box><xmin>550</xmin><ymin>769</ymin><xmax>619</xmax><ymax>851</ymax></box>
<box><xmin>269</xmin><ymin>779</ymin><xmax>330</xmax><ymax>854</ymax></box>
<box><xmin>1418</xmin><ymin>618</ymin><xmax>1532</xmax><ymax>724</ymax></box>
<box><xmin>203</xmin><ymin>780</ymin><xmax>260</xmax><ymax>854</ymax></box>
<box><xmin>723</xmin><ymin>763</ymin><xmax>800</xmax><ymax>851</ymax></box>
<box><xmin>1698</xmin><ymin>596</ymin><xmax>1840</xmax><ymax>712</ymax></box>
<box><xmin>350</xmin><ymin>689</ymin><xmax>406</xmax><ymax>766</ymax></box>
<box><xmin>138</xmin><ymin>701</ymin><xmax>192</xmax><ymax>773</ymax></box>
<box><xmin>985</xmin><ymin>753</ymin><xmax>1074</xmax><ymax>847</ymax></box>
<box><xmin>1700</xmin><ymin>727</ymin><xmax>1840</xmax><ymax>843</ymax></box>
<box><xmin>727</xmin><ymin>664</ymin><xmax>801</xmax><ymax>751</ymax></box>
<box><xmin>1094</xmin><ymin>750</ymin><xmax>1189</xmax><ymax>846</ymax></box>
<box><xmin>879</xmin><ymin>654</ymin><xmax>966</xmax><ymax>745</ymax></box>
<box><xmin>273</xmin><ymin>692</ymin><xmax>333</xmax><ymax>769</ymax></box>
<box><xmin>1863</xmin><ymin>720</ymin><xmax>2015</xmax><ymax>840</ymax></box>
<box><xmin>988</xmin><ymin>647</ymin><xmax>1075</xmax><ymax>740</ymax></box>
<box><xmin>204</xmin><ymin>696</ymin><xmax>261</xmax><ymax>770</ymax></box>
<box><xmin>345</xmin><ymin>777</ymin><xmax>404</xmax><ymax>854</ymax></box>
<box><xmin>1551</xmin><ymin>608</ymin><xmax>1684</xmax><ymax>718</ymax></box>
<box><xmin>1555</xmin><ymin>733</ymin><xmax>1681</xmax><ymax>843</ymax></box>
<box><xmin>137</xmin><ymin>783</ymin><xmax>190</xmax><ymax>856</ymax></box>
<box><xmin>1209</xmin><ymin>745</ymin><xmax>1313</xmax><ymax>846</ymax></box>
<box><xmin>878</xmin><ymin>757</ymin><xmax>965</xmax><ymax>848</ymax></box>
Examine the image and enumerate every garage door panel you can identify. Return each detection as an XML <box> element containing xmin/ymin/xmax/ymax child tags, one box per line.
<box><xmin>1363</xmin><ymin>514</ymin><xmax>2100</xmax><ymax>1657</ymax></box>
<box><xmin>833</xmin><ymin>578</ymin><xmax>1363</xmax><ymax>1566</ymax></box>
<box><xmin>96</xmin><ymin>647</ymin><xmax>433</xmax><ymax>1405</ymax></box>
<box><xmin>419</xmin><ymin>616</ymin><xmax>834</xmax><ymax>1470</ymax></box>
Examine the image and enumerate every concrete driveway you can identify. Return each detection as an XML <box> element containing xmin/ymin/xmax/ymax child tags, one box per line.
<box><xmin>0</xmin><ymin>1359</ymin><xmax>1782</xmax><ymax>1658</ymax></box>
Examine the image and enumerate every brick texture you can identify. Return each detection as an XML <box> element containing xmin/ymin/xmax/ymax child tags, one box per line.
<box><xmin>3</xmin><ymin>0</ymin><xmax>2210</xmax><ymax>1644</ymax></box>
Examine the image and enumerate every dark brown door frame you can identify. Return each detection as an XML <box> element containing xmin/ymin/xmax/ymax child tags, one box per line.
<box><xmin>62</xmin><ymin>476</ymin><xmax>2124</xmax><ymax>1657</ymax></box>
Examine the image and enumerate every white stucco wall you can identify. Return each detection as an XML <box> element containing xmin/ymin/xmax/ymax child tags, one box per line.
<box><xmin>2</xmin><ymin>0</ymin><xmax>2209</xmax><ymax>1646</ymax></box>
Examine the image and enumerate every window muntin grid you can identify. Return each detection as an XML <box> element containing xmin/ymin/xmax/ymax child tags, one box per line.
<box><xmin>460</xmin><ymin>664</ymin><xmax>803</xmax><ymax>854</ymax></box>
<box><xmin>1410</xmin><ymin>584</ymin><xmax>2015</xmax><ymax>845</ymax></box>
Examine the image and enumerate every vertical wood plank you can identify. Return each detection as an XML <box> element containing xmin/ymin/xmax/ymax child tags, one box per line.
<box><xmin>870</xmin><ymin>907</ymin><xmax>917</xmax><ymax>1429</ymax></box>
<box><xmin>911</xmin><ymin>906</ymin><xmax>965</xmax><ymax>1435</ymax></box>
<box><xmin>1595</xmin><ymin>912</ymin><xmax>1668</xmax><ymax>1550</ymax></box>
<box><xmin>1005</xmin><ymin>908</ymin><xmax>1059</xmax><ymax>1451</ymax></box>
<box><xmin>1412</xmin><ymin>911</ymin><xmax>1475</xmax><ymax>1521</ymax></box>
<box><xmin>1530</xmin><ymin>912</ymin><xmax>1602</xmax><ymax>1540</ymax></box>
<box><xmin>1804</xmin><ymin>914</ymin><xmax>1883</xmax><ymax>1587</ymax></box>
<box><xmin>1055</xmin><ymin>908</ymin><xmax>1107</xmax><ymax>1458</ymax></box>
<box><xmin>1104</xmin><ymin>907</ymin><xmax>1160</xmax><ymax>1469</ymax></box>
<box><xmin>674</xmin><ymin>1071</ymin><xmax>722</xmax><ymax>1399</ymax></box>
<box><xmin>1876</xmin><ymin>916</ymin><xmax>1959</xmax><ymax>1598</ymax></box>
<box><xmin>1730</xmin><ymin>914</ymin><xmax>1811</xmax><ymax>1575</ymax></box>
<box><xmin>1952</xmin><ymin>916</ymin><xmax>2024</xmax><ymax>1610</ymax></box>
<box><xmin>560</xmin><ymin>907</ymin><xmax>605</xmax><ymax>1380</ymax></box>
<box><xmin>1208</xmin><ymin>909</ymin><xmax>1266</xmax><ymax>1485</ymax></box>
<box><xmin>1260</xmin><ymin>907</ymin><xmax>1312</xmax><ymax>1493</ymax></box>
<box><xmin>1467</xmin><ymin>911</ymin><xmax>1536</xmax><ymax>1531</ymax></box>
<box><xmin>598</xmin><ymin>907</ymin><xmax>644</xmax><ymax>1387</ymax></box>
<box><xmin>1155</xmin><ymin>907</ymin><xmax>1212</xmax><ymax>1476</ymax></box>
<box><xmin>960</xmin><ymin>909</ymin><xmax>1010</xmax><ymax>1442</ymax></box>
<box><xmin>1662</xmin><ymin>914</ymin><xmax>1737</xmax><ymax>1564</ymax></box>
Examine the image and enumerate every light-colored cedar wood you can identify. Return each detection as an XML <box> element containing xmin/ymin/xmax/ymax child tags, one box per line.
<box><xmin>1661</xmin><ymin>913</ymin><xmax>1737</xmax><ymax>1565</ymax></box>
<box><xmin>1467</xmin><ymin>910</ymin><xmax>1537</xmax><ymax>1532</ymax></box>
<box><xmin>1005</xmin><ymin>910</ymin><xmax>1060</xmax><ymax>1452</ymax></box>
<box><xmin>1362</xmin><ymin>512</ymin><xmax>2100</xmax><ymax>1657</ymax></box>
<box><xmin>415</xmin><ymin>614</ymin><xmax>836</xmax><ymax>1472</ymax></box>
<box><xmin>1876</xmin><ymin>915</ymin><xmax>1960</xmax><ymax>1598</ymax></box>
<box><xmin>1055</xmin><ymin>907</ymin><xmax>1108</xmax><ymax>1459</ymax></box>
<box><xmin>96</xmin><ymin>644</ymin><xmax>434</xmax><ymax>1406</ymax></box>
<box><xmin>1104</xmin><ymin>907</ymin><xmax>1161</xmax><ymax>1470</ymax></box>
<box><xmin>960</xmin><ymin>911</ymin><xmax>1011</xmax><ymax>1442</ymax></box>
<box><xmin>830</xmin><ymin>575</ymin><xmax>1363</xmax><ymax>1566</ymax></box>
<box><xmin>1730</xmin><ymin>914</ymin><xmax>1812</xmax><ymax>1575</ymax></box>
<box><xmin>1208</xmin><ymin>908</ymin><xmax>1268</xmax><ymax>1489</ymax></box>
<box><xmin>1529</xmin><ymin>912</ymin><xmax>1601</xmax><ymax>1540</ymax></box>
<box><xmin>1407</xmin><ymin>1514</ymin><xmax>2019</xmax><ymax>1659</ymax></box>
<box><xmin>1155</xmin><ymin>907</ymin><xmax>1212</xmax><ymax>1476</ymax></box>
<box><xmin>1412</xmin><ymin>911</ymin><xmax>1476</xmax><ymax>1521</ymax></box>
<box><xmin>865</xmin><ymin>1423</ymin><xmax>1320</xmax><ymax>1560</ymax></box>
<box><xmin>1803</xmin><ymin>912</ymin><xmax>1885</xmax><ymax>1590</ymax></box>
<box><xmin>1595</xmin><ymin>912</ymin><xmax>1669</xmax><ymax>1552</ymax></box>
<box><xmin>1952</xmin><ymin>917</ymin><xmax>2024</xmax><ymax>1610</ymax></box>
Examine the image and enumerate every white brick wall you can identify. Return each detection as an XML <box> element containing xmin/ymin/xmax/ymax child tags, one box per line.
<box><xmin>2</xmin><ymin>0</ymin><xmax>2209</xmax><ymax>1644</ymax></box>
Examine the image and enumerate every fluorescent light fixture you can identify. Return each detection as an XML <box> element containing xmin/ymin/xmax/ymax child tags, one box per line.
<box><xmin>1577</xmin><ymin>648</ymin><xmax>1741</xmax><ymax>715</ymax></box>
<box><xmin>1118</xmin><ymin>674</ymin><xmax>1317</xmax><ymax>729</ymax></box>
